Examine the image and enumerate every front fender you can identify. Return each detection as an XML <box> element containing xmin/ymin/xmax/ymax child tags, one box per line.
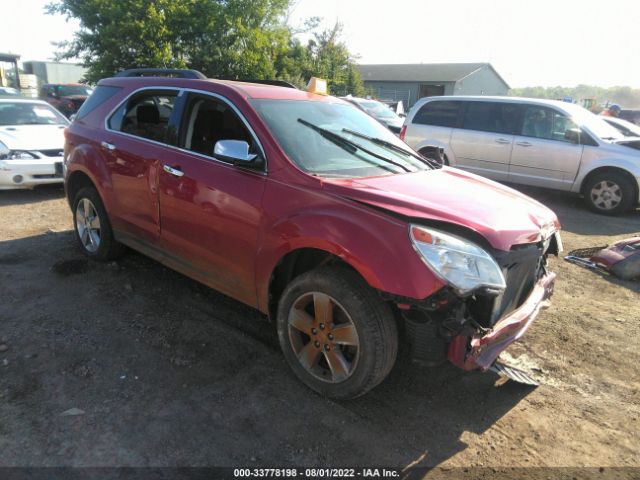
<box><xmin>254</xmin><ymin>181</ymin><xmax>445</xmax><ymax>313</ymax></box>
<box><xmin>572</xmin><ymin>156</ymin><xmax>640</xmax><ymax>194</ymax></box>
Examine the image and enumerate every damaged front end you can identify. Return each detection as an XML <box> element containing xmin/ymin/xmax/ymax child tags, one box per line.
<box><xmin>396</xmin><ymin>225</ymin><xmax>561</xmax><ymax>371</ymax></box>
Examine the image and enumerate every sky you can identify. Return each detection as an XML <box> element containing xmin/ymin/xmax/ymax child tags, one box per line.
<box><xmin>4</xmin><ymin>0</ymin><xmax>640</xmax><ymax>88</ymax></box>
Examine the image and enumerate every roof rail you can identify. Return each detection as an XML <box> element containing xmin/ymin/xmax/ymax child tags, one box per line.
<box><xmin>215</xmin><ymin>78</ymin><xmax>298</xmax><ymax>89</ymax></box>
<box><xmin>114</xmin><ymin>68</ymin><xmax>207</xmax><ymax>79</ymax></box>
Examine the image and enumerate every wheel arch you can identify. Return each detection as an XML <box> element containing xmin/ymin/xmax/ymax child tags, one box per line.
<box><xmin>579</xmin><ymin>166</ymin><xmax>639</xmax><ymax>203</ymax></box>
<box><xmin>66</xmin><ymin>170</ymin><xmax>97</xmax><ymax>207</ymax></box>
<box><xmin>266</xmin><ymin>247</ymin><xmax>365</xmax><ymax>323</ymax></box>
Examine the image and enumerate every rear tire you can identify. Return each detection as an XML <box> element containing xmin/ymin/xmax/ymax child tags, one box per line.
<box><xmin>277</xmin><ymin>266</ymin><xmax>398</xmax><ymax>399</ymax></box>
<box><xmin>72</xmin><ymin>186</ymin><xmax>125</xmax><ymax>260</ymax></box>
<box><xmin>583</xmin><ymin>172</ymin><xmax>635</xmax><ymax>215</ymax></box>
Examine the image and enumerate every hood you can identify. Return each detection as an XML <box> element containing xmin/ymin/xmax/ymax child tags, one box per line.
<box><xmin>380</xmin><ymin>117</ymin><xmax>404</xmax><ymax>129</ymax></box>
<box><xmin>612</xmin><ymin>137</ymin><xmax>640</xmax><ymax>151</ymax></box>
<box><xmin>0</xmin><ymin>124</ymin><xmax>66</xmax><ymax>151</ymax></box>
<box><xmin>321</xmin><ymin>168</ymin><xmax>560</xmax><ymax>251</ymax></box>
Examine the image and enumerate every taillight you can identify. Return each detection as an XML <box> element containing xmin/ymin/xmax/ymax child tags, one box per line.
<box><xmin>399</xmin><ymin>125</ymin><xmax>407</xmax><ymax>141</ymax></box>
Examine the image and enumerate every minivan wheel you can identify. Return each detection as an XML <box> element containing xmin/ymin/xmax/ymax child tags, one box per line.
<box><xmin>73</xmin><ymin>186</ymin><xmax>125</xmax><ymax>260</ymax></box>
<box><xmin>277</xmin><ymin>266</ymin><xmax>398</xmax><ymax>399</ymax></box>
<box><xmin>584</xmin><ymin>172</ymin><xmax>635</xmax><ymax>215</ymax></box>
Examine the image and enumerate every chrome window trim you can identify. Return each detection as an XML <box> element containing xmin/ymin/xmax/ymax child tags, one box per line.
<box><xmin>103</xmin><ymin>85</ymin><xmax>268</xmax><ymax>174</ymax></box>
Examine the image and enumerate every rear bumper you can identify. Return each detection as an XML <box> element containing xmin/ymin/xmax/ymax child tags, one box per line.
<box><xmin>448</xmin><ymin>271</ymin><xmax>556</xmax><ymax>371</ymax></box>
<box><xmin>0</xmin><ymin>158</ymin><xmax>64</xmax><ymax>189</ymax></box>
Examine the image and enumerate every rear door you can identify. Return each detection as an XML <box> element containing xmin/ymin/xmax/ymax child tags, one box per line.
<box><xmin>449</xmin><ymin>101</ymin><xmax>522</xmax><ymax>182</ymax></box>
<box><xmin>157</xmin><ymin>91</ymin><xmax>267</xmax><ymax>307</ymax></box>
<box><xmin>103</xmin><ymin>88</ymin><xmax>180</xmax><ymax>244</ymax></box>
<box><xmin>509</xmin><ymin>105</ymin><xmax>584</xmax><ymax>190</ymax></box>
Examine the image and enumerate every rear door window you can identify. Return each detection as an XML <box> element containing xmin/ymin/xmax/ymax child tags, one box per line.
<box><xmin>461</xmin><ymin>101</ymin><xmax>521</xmax><ymax>134</ymax></box>
<box><xmin>412</xmin><ymin>101</ymin><xmax>460</xmax><ymax>127</ymax></box>
<box><xmin>108</xmin><ymin>90</ymin><xmax>178</xmax><ymax>143</ymax></box>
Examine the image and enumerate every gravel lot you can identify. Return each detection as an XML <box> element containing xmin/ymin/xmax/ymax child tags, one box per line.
<box><xmin>0</xmin><ymin>184</ymin><xmax>638</xmax><ymax>469</ymax></box>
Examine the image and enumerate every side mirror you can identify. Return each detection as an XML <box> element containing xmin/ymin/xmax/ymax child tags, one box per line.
<box><xmin>564</xmin><ymin>128</ymin><xmax>581</xmax><ymax>144</ymax></box>
<box><xmin>213</xmin><ymin>140</ymin><xmax>260</xmax><ymax>166</ymax></box>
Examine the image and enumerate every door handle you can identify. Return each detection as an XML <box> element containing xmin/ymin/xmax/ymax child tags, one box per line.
<box><xmin>495</xmin><ymin>138</ymin><xmax>511</xmax><ymax>144</ymax></box>
<box><xmin>101</xmin><ymin>141</ymin><xmax>116</xmax><ymax>151</ymax></box>
<box><xmin>516</xmin><ymin>141</ymin><xmax>532</xmax><ymax>147</ymax></box>
<box><xmin>163</xmin><ymin>164</ymin><xmax>184</xmax><ymax>177</ymax></box>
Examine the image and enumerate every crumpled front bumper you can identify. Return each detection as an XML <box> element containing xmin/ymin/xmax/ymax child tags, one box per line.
<box><xmin>448</xmin><ymin>271</ymin><xmax>556</xmax><ymax>371</ymax></box>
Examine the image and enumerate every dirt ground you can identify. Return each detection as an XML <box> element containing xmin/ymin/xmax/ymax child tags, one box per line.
<box><xmin>0</xmin><ymin>184</ymin><xmax>638</xmax><ymax>469</ymax></box>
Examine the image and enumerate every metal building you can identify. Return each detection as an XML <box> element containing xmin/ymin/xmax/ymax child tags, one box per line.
<box><xmin>357</xmin><ymin>63</ymin><xmax>510</xmax><ymax>108</ymax></box>
<box><xmin>22</xmin><ymin>61</ymin><xmax>88</xmax><ymax>86</ymax></box>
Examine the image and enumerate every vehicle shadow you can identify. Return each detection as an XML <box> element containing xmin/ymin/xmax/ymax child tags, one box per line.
<box><xmin>0</xmin><ymin>184</ymin><xmax>65</xmax><ymax>206</ymax></box>
<box><xmin>0</xmin><ymin>231</ymin><xmax>534</xmax><ymax>468</ymax></box>
<box><xmin>510</xmin><ymin>184</ymin><xmax>640</xmax><ymax>237</ymax></box>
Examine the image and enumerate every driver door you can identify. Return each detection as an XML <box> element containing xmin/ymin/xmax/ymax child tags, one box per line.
<box><xmin>158</xmin><ymin>92</ymin><xmax>266</xmax><ymax>307</ymax></box>
<box><xmin>509</xmin><ymin>105</ymin><xmax>584</xmax><ymax>190</ymax></box>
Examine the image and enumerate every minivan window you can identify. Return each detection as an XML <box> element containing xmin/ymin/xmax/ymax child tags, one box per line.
<box><xmin>413</xmin><ymin>101</ymin><xmax>460</xmax><ymax>127</ymax></box>
<box><xmin>108</xmin><ymin>90</ymin><xmax>177</xmax><ymax>143</ymax></box>
<box><xmin>521</xmin><ymin>106</ymin><xmax>579</xmax><ymax>143</ymax></box>
<box><xmin>461</xmin><ymin>101</ymin><xmax>521</xmax><ymax>134</ymax></box>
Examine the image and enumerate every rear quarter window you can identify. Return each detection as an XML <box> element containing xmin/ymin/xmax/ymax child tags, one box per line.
<box><xmin>74</xmin><ymin>85</ymin><xmax>122</xmax><ymax>120</ymax></box>
<box><xmin>412</xmin><ymin>101</ymin><xmax>460</xmax><ymax>128</ymax></box>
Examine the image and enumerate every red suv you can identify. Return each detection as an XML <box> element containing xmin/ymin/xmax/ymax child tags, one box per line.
<box><xmin>64</xmin><ymin>72</ymin><xmax>561</xmax><ymax>399</ymax></box>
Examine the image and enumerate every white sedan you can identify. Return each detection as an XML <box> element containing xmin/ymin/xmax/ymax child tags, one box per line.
<box><xmin>0</xmin><ymin>98</ymin><xmax>69</xmax><ymax>190</ymax></box>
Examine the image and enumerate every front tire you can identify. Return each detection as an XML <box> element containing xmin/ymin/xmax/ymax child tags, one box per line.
<box><xmin>583</xmin><ymin>172</ymin><xmax>635</xmax><ymax>215</ymax></box>
<box><xmin>277</xmin><ymin>266</ymin><xmax>398</xmax><ymax>399</ymax></box>
<box><xmin>72</xmin><ymin>186</ymin><xmax>125</xmax><ymax>260</ymax></box>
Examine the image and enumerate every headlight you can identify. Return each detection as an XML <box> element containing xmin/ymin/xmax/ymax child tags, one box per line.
<box><xmin>409</xmin><ymin>225</ymin><xmax>506</xmax><ymax>294</ymax></box>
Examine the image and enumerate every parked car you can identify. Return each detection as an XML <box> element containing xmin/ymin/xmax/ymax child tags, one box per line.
<box><xmin>64</xmin><ymin>73</ymin><xmax>561</xmax><ymax>399</ymax></box>
<box><xmin>0</xmin><ymin>86</ymin><xmax>22</xmax><ymax>97</ymax></box>
<box><xmin>40</xmin><ymin>83</ymin><xmax>93</xmax><ymax>118</ymax></box>
<box><xmin>619</xmin><ymin>109</ymin><xmax>640</xmax><ymax>126</ymax></box>
<box><xmin>603</xmin><ymin>115</ymin><xmax>640</xmax><ymax>138</ymax></box>
<box><xmin>0</xmin><ymin>98</ymin><xmax>68</xmax><ymax>189</ymax></box>
<box><xmin>402</xmin><ymin>96</ymin><xmax>640</xmax><ymax>214</ymax></box>
<box><xmin>341</xmin><ymin>96</ymin><xmax>405</xmax><ymax>134</ymax></box>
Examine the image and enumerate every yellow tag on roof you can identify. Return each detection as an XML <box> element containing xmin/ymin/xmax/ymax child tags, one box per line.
<box><xmin>306</xmin><ymin>77</ymin><xmax>328</xmax><ymax>96</ymax></box>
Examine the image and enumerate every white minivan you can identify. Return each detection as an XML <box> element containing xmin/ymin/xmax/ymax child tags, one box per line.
<box><xmin>401</xmin><ymin>96</ymin><xmax>640</xmax><ymax>214</ymax></box>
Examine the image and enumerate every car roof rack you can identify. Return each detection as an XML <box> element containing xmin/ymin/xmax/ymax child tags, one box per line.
<box><xmin>113</xmin><ymin>69</ymin><xmax>298</xmax><ymax>89</ymax></box>
<box><xmin>221</xmin><ymin>79</ymin><xmax>298</xmax><ymax>89</ymax></box>
<box><xmin>114</xmin><ymin>68</ymin><xmax>207</xmax><ymax>79</ymax></box>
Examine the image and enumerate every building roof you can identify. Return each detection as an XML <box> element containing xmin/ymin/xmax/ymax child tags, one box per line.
<box><xmin>357</xmin><ymin>63</ymin><xmax>509</xmax><ymax>88</ymax></box>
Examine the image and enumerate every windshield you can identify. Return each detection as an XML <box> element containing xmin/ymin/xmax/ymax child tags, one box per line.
<box><xmin>56</xmin><ymin>85</ymin><xmax>93</xmax><ymax>97</ymax></box>
<box><xmin>251</xmin><ymin>99</ymin><xmax>429</xmax><ymax>178</ymax></box>
<box><xmin>355</xmin><ymin>99</ymin><xmax>399</xmax><ymax>120</ymax></box>
<box><xmin>0</xmin><ymin>102</ymin><xmax>69</xmax><ymax>126</ymax></box>
<box><xmin>561</xmin><ymin>103</ymin><xmax>626</xmax><ymax>141</ymax></box>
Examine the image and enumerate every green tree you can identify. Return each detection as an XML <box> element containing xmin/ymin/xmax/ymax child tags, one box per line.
<box><xmin>510</xmin><ymin>85</ymin><xmax>640</xmax><ymax>109</ymax></box>
<box><xmin>47</xmin><ymin>0</ymin><xmax>293</xmax><ymax>83</ymax></box>
<box><xmin>46</xmin><ymin>0</ymin><xmax>366</xmax><ymax>96</ymax></box>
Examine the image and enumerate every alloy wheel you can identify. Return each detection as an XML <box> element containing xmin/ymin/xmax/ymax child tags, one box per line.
<box><xmin>75</xmin><ymin>198</ymin><xmax>101</xmax><ymax>253</ymax></box>
<box><xmin>287</xmin><ymin>292</ymin><xmax>360</xmax><ymax>383</ymax></box>
<box><xmin>590</xmin><ymin>180</ymin><xmax>622</xmax><ymax>211</ymax></box>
